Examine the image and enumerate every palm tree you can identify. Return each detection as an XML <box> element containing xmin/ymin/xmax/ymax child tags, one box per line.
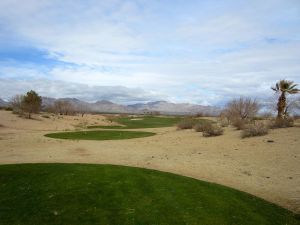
<box><xmin>271</xmin><ymin>80</ymin><xmax>299</xmax><ymax>119</ymax></box>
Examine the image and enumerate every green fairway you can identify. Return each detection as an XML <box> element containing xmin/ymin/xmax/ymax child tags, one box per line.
<box><xmin>0</xmin><ymin>164</ymin><xmax>298</xmax><ymax>225</ymax></box>
<box><xmin>45</xmin><ymin>130</ymin><xmax>155</xmax><ymax>140</ymax></box>
<box><xmin>88</xmin><ymin>116</ymin><xmax>211</xmax><ymax>129</ymax></box>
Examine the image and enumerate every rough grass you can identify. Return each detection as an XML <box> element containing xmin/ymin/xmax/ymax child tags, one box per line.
<box><xmin>88</xmin><ymin>116</ymin><xmax>183</xmax><ymax>129</ymax></box>
<box><xmin>0</xmin><ymin>164</ymin><xmax>299</xmax><ymax>225</ymax></box>
<box><xmin>45</xmin><ymin>130</ymin><xmax>155</xmax><ymax>140</ymax></box>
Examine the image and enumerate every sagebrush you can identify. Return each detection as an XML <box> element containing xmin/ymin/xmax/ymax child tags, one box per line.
<box><xmin>177</xmin><ymin>118</ymin><xmax>197</xmax><ymax>129</ymax></box>
<box><xmin>269</xmin><ymin>118</ymin><xmax>294</xmax><ymax>129</ymax></box>
<box><xmin>194</xmin><ymin>123</ymin><xmax>211</xmax><ymax>132</ymax></box>
<box><xmin>241</xmin><ymin>122</ymin><xmax>269</xmax><ymax>138</ymax></box>
<box><xmin>202</xmin><ymin>124</ymin><xmax>224</xmax><ymax>137</ymax></box>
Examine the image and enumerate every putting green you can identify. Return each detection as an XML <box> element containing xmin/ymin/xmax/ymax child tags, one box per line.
<box><xmin>0</xmin><ymin>164</ymin><xmax>298</xmax><ymax>225</ymax></box>
<box><xmin>45</xmin><ymin>130</ymin><xmax>155</xmax><ymax>140</ymax></box>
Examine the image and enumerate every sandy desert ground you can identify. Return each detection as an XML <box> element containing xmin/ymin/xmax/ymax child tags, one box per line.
<box><xmin>0</xmin><ymin>110</ymin><xmax>299</xmax><ymax>213</ymax></box>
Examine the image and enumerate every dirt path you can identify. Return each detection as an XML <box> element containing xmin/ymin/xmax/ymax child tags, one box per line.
<box><xmin>0</xmin><ymin>111</ymin><xmax>299</xmax><ymax>213</ymax></box>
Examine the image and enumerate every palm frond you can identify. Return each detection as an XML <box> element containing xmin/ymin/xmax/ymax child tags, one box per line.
<box><xmin>287</xmin><ymin>89</ymin><xmax>300</xmax><ymax>94</ymax></box>
<box><xmin>288</xmin><ymin>84</ymin><xmax>298</xmax><ymax>90</ymax></box>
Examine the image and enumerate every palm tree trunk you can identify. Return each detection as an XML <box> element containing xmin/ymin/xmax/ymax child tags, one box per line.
<box><xmin>277</xmin><ymin>92</ymin><xmax>286</xmax><ymax>119</ymax></box>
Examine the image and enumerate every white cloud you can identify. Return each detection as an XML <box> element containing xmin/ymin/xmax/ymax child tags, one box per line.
<box><xmin>0</xmin><ymin>78</ymin><xmax>166</xmax><ymax>104</ymax></box>
<box><xmin>0</xmin><ymin>0</ymin><xmax>299</xmax><ymax>105</ymax></box>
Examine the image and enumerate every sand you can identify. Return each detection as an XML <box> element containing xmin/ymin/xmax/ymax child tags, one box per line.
<box><xmin>0</xmin><ymin>110</ymin><xmax>299</xmax><ymax>213</ymax></box>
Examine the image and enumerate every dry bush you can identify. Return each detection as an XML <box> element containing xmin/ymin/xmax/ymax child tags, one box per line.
<box><xmin>293</xmin><ymin>114</ymin><xmax>300</xmax><ymax>120</ymax></box>
<box><xmin>195</xmin><ymin>112</ymin><xmax>204</xmax><ymax>117</ymax></box>
<box><xmin>232</xmin><ymin>118</ymin><xmax>247</xmax><ymax>130</ymax></box>
<box><xmin>10</xmin><ymin>95</ymin><xmax>24</xmax><ymax>115</ymax></box>
<box><xmin>269</xmin><ymin>117</ymin><xmax>294</xmax><ymax>129</ymax></box>
<box><xmin>218</xmin><ymin>117</ymin><xmax>229</xmax><ymax>127</ymax></box>
<box><xmin>223</xmin><ymin>97</ymin><xmax>259</xmax><ymax>122</ymax></box>
<box><xmin>53</xmin><ymin>100</ymin><xmax>76</xmax><ymax>115</ymax></box>
<box><xmin>202</xmin><ymin>124</ymin><xmax>224</xmax><ymax>137</ymax></box>
<box><xmin>241</xmin><ymin>122</ymin><xmax>269</xmax><ymax>138</ymax></box>
<box><xmin>177</xmin><ymin>118</ymin><xmax>197</xmax><ymax>130</ymax></box>
<box><xmin>193</xmin><ymin>122</ymin><xmax>211</xmax><ymax>132</ymax></box>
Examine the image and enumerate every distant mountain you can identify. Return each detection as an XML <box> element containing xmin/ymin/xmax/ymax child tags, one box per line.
<box><xmin>90</xmin><ymin>100</ymin><xmax>134</xmax><ymax>113</ymax></box>
<box><xmin>128</xmin><ymin>101</ymin><xmax>220</xmax><ymax>115</ymax></box>
<box><xmin>40</xmin><ymin>97</ymin><xmax>220</xmax><ymax>115</ymax></box>
<box><xmin>0</xmin><ymin>98</ymin><xmax>8</xmax><ymax>107</ymax></box>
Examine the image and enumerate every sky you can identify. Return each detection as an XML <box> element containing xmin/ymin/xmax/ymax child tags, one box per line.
<box><xmin>0</xmin><ymin>0</ymin><xmax>299</xmax><ymax>105</ymax></box>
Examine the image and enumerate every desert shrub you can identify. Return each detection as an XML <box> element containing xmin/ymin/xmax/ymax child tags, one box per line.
<box><xmin>241</xmin><ymin>122</ymin><xmax>269</xmax><ymax>138</ymax></box>
<box><xmin>10</xmin><ymin>94</ymin><xmax>24</xmax><ymax>115</ymax></box>
<box><xmin>202</xmin><ymin>124</ymin><xmax>224</xmax><ymax>137</ymax></box>
<box><xmin>177</xmin><ymin>118</ymin><xmax>197</xmax><ymax>129</ymax></box>
<box><xmin>223</xmin><ymin>97</ymin><xmax>259</xmax><ymax>122</ymax></box>
<box><xmin>195</xmin><ymin>112</ymin><xmax>204</xmax><ymax>117</ymax></box>
<box><xmin>193</xmin><ymin>122</ymin><xmax>211</xmax><ymax>132</ymax></box>
<box><xmin>252</xmin><ymin>116</ymin><xmax>265</xmax><ymax>120</ymax></box>
<box><xmin>232</xmin><ymin>118</ymin><xmax>247</xmax><ymax>130</ymax></box>
<box><xmin>269</xmin><ymin>117</ymin><xmax>294</xmax><ymax>129</ymax></box>
<box><xmin>293</xmin><ymin>114</ymin><xmax>300</xmax><ymax>120</ymax></box>
<box><xmin>217</xmin><ymin>117</ymin><xmax>229</xmax><ymax>127</ymax></box>
<box><xmin>53</xmin><ymin>100</ymin><xmax>76</xmax><ymax>116</ymax></box>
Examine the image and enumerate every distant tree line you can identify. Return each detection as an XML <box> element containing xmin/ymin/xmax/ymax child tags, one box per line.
<box><xmin>9</xmin><ymin>90</ymin><xmax>90</xmax><ymax>118</ymax></box>
<box><xmin>44</xmin><ymin>100</ymin><xmax>89</xmax><ymax>117</ymax></box>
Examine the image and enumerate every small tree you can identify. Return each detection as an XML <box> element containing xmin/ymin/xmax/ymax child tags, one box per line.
<box><xmin>271</xmin><ymin>80</ymin><xmax>299</xmax><ymax>119</ymax></box>
<box><xmin>22</xmin><ymin>90</ymin><xmax>42</xmax><ymax>118</ymax></box>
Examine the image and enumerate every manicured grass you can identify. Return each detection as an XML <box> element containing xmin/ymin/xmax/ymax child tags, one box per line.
<box><xmin>0</xmin><ymin>164</ymin><xmax>298</xmax><ymax>225</ymax></box>
<box><xmin>88</xmin><ymin>116</ymin><xmax>211</xmax><ymax>129</ymax></box>
<box><xmin>45</xmin><ymin>130</ymin><xmax>155</xmax><ymax>140</ymax></box>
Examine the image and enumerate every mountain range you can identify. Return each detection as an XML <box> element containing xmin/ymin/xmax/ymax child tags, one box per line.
<box><xmin>0</xmin><ymin>97</ymin><xmax>220</xmax><ymax>115</ymax></box>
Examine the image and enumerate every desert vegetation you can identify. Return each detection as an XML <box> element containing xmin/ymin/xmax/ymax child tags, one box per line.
<box><xmin>221</xmin><ymin>97</ymin><xmax>259</xmax><ymax>130</ymax></box>
<box><xmin>271</xmin><ymin>80</ymin><xmax>300</xmax><ymax>119</ymax></box>
<box><xmin>202</xmin><ymin>123</ymin><xmax>224</xmax><ymax>137</ymax></box>
<box><xmin>269</xmin><ymin>117</ymin><xmax>295</xmax><ymax>129</ymax></box>
<box><xmin>176</xmin><ymin>118</ymin><xmax>198</xmax><ymax>129</ymax></box>
<box><xmin>10</xmin><ymin>90</ymin><xmax>42</xmax><ymax>118</ymax></box>
<box><xmin>241</xmin><ymin>122</ymin><xmax>269</xmax><ymax>138</ymax></box>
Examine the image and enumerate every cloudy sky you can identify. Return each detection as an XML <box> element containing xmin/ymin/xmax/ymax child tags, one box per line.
<box><xmin>0</xmin><ymin>0</ymin><xmax>299</xmax><ymax>105</ymax></box>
